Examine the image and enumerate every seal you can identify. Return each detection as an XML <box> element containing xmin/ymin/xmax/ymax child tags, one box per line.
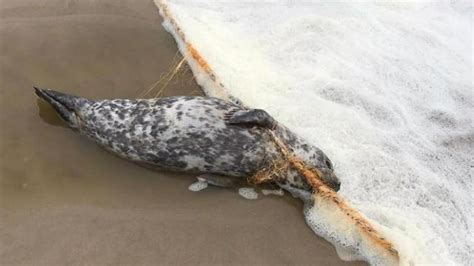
<box><xmin>34</xmin><ymin>87</ymin><xmax>341</xmax><ymax>192</ymax></box>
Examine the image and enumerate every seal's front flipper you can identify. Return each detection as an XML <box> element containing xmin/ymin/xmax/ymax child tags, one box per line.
<box><xmin>224</xmin><ymin>109</ymin><xmax>277</xmax><ymax>129</ymax></box>
<box><xmin>197</xmin><ymin>174</ymin><xmax>240</xmax><ymax>188</ymax></box>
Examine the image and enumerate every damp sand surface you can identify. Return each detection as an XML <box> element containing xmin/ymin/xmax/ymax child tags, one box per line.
<box><xmin>0</xmin><ymin>1</ymin><xmax>365</xmax><ymax>265</ymax></box>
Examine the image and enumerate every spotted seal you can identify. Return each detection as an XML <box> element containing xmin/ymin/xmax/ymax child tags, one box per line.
<box><xmin>34</xmin><ymin>87</ymin><xmax>341</xmax><ymax>192</ymax></box>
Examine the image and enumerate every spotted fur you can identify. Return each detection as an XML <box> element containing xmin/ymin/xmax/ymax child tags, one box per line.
<box><xmin>34</xmin><ymin>88</ymin><xmax>340</xmax><ymax>192</ymax></box>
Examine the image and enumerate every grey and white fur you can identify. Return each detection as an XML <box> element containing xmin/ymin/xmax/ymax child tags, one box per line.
<box><xmin>34</xmin><ymin>87</ymin><xmax>341</xmax><ymax>192</ymax></box>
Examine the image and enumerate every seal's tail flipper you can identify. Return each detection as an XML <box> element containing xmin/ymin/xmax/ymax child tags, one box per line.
<box><xmin>224</xmin><ymin>109</ymin><xmax>277</xmax><ymax>129</ymax></box>
<box><xmin>34</xmin><ymin>87</ymin><xmax>91</xmax><ymax>129</ymax></box>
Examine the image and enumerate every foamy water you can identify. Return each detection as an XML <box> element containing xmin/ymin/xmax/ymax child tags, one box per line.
<box><xmin>157</xmin><ymin>1</ymin><xmax>473</xmax><ymax>264</ymax></box>
<box><xmin>238</xmin><ymin>187</ymin><xmax>259</xmax><ymax>200</ymax></box>
<box><xmin>188</xmin><ymin>177</ymin><xmax>209</xmax><ymax>192</ymax></box>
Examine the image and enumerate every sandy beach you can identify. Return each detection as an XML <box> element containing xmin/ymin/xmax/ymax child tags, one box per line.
<box><xmin>0</xmin><ymin>1</ymin><xmax>365</xmax><ymax>265</ymax></box>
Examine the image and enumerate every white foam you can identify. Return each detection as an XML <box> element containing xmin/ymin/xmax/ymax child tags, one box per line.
<box><xmin>188</xmin><ymin>177</ymin><xmax>208</xmax><ymax>192</ymax></box>
<box><xmin>238</xmin><ymin>187</ymin><xmax>259</xmax><ymax>200</ymax></box>
<box><xmin>158</xmin><ymin>1</ymin><xmax>473</xmax><ymax>265</ymax></box>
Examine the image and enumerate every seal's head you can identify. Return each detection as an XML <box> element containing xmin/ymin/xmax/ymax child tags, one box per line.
<box><xmin>34</xmin><ymin>87</ymin><xmax>91</xmax><ymax>130</ymax></box>
<box><xmin>293</xmin><ymin>151</ymin><xmax>340</xmax><ymax>193</ymax></box>
<box><xmin>286</xmin><ymin>142</ymin><xmax>341</xmax><ymax>193</ymax></box>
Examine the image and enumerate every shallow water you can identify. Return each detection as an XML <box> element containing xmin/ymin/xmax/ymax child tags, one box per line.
<box><xmin>0</xmin><ymin>1</ymin><xmax>364</xmax><ymax>265</ymax></box>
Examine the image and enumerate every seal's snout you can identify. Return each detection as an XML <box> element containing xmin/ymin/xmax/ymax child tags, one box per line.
<box><xmin>317</xmin><ymin>168</ymin><xmax>341</xmax><ymax>192</ymax></box>
<box><xmin>34</xmin><ymin>87</ymin><xmax>89</xmax><ymax>129</ymax></box>
<box><xmin>332</xmin><ymin>180</ymin><xmax>341</xmax><ymax>192</ymax></box>
<box><xmin>328</xmin><ymin>172</ymin><xmax>341</xmax><ymax>192</ymax></box>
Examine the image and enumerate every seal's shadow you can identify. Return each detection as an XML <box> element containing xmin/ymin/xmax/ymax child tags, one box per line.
<box><xmin>36</xmin><ymin>98</ymin><xmax>68</xmax><ymax>128</ymax></box>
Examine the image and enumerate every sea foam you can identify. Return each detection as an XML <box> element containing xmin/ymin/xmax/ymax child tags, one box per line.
<box><xmin>157</xmin><ymin>1</ymin><xmax>473</xmax><ymax>264</ymax></box>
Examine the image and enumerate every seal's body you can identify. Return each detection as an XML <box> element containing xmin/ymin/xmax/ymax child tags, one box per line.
<box><xmin>34</xmin><ymin>88</ymin><xmax>340</xmax><ymax>192</ymax></box>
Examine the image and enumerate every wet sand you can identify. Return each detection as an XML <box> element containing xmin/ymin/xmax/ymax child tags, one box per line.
<box><xmin>0</xmin><ymin>1</ymin><xmax>365</xmax><ymax>265</ymax></box>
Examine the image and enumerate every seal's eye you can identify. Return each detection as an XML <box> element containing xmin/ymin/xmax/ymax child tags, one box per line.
<box><xmin>325</xmin><ymin>159</ymin><xmax>333</xmax><ymax>170</ymax></box>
